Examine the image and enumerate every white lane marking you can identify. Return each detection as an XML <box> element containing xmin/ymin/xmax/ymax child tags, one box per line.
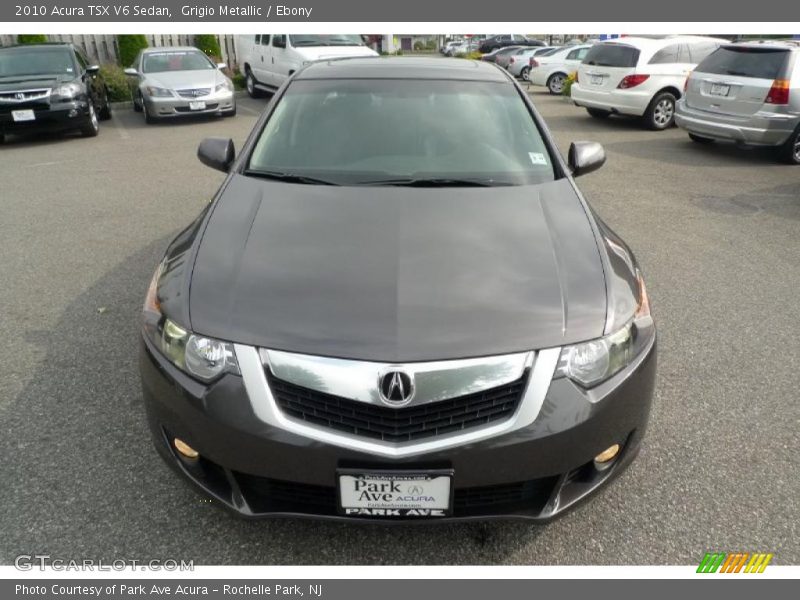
<box><xmin>24</xmin><ymin>161</ymin><xmax>69</xmax><ymax>168</ymax></box>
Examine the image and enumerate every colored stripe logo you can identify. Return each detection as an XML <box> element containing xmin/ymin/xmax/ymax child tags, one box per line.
<box><xmin>697</xmin><ymin>552</ymin><xmax>774</xmax><ymax>573</ymax></box>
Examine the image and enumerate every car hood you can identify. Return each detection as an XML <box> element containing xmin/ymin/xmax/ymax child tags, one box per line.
<box><xmin>188</xmin><ymin>175</ymin><xmax>607</xmax><ymax>362</ymax></box>
<box><xmin>143</xmin><ymin>70</ymin><xmax>223</xmax><ymax>90</ymax></box>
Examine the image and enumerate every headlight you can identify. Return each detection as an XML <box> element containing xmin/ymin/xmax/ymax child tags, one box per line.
<box><xmin>145</xmin><ymin>86</ymin><xmax>173</xmax><ymax>97</ymax></box>
<box><xmin>215</xmin><ymin>79</ymin><xmax>233</xmax><ymax>92</ymax></box>
<box><xmin>142</xmin><ymin>262</ymin><xmax>239</xmax><ymax>382</ymax></box>
<box><xmin>52</xmin><ymin>82</ymin><xmax>81</xmax><ymax>98</ymax></box>
<box><xmin>555</xmin><ymin>270</ymin><xmax>654</xmax><ymax>388</ymax></box>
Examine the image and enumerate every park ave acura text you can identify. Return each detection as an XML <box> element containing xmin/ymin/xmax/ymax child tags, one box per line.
<box><xmin>139</xmin><ymin>57</ymin><xmax>657</xmax><ymax>521</ymax></box>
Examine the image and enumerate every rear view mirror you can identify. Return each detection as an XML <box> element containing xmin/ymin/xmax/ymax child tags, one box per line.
<box><xmin>568</xmin><ymin>141</ymin><xmax>606</xmax><ymax>177</ymax></box>
<box><xmin>123</xmin><ymin>68</ymin><xmax>139</xmax><ymax>76</ymax></box>
<box><xmin>86</xmin><ymin>64</ymin><xmax>100</xmax><ymax>74</ymax></box>
<box><xmin>198</xmin><ymin>137</ymin><xmax>235</xmax><ymax>173</ymax></box>
<box><xmin>217</xmin><ymin>62</ymin><xmax>227</xmax><ymax>70</ymax></box>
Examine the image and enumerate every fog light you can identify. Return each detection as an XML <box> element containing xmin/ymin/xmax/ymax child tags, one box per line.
<box><xmin>594</xmin><ymin>444</ymin><xmax>621</xmax><ymax>464</ymax></box>
<box><xmin>174</xmin><ymin>438</ymin><xmax>199</xmax><ymax>459</ymax></box>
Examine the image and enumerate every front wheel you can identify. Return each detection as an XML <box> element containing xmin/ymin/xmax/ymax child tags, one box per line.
<box><xmin>547</xmin><ymin>72</ymin><xmax>566</xmax><ymax>95</ymax></box>
<box><xmin>224</xmin><ymin>103</ymin><xmax>237</xmax><ymax>117</ymax></box>
<box><xmin>79</xmin><ymin>101</ymin><xmax>99</xmax><ymax>137</ymax></box>
<box><xmin>141</xmin><ymin>95</ymin><xmax>157</xmax><ymax>124</ymax></box>
<box><xmin>245</xmin><ymin>70</ymin><xmax>262</xmax><ymax>98</ymax></box>
<box><xmin>520</xmin><ymin>66</ymin><xmax>530</xmax><ymax>81</ymax></box>
<box><xmin>777</xmin><ymin>126</ymin><xmax>800</xmax><ymax>165</ymax></box>
<box><xmin>587</xmin><ymin>108</ymin><xmax>611</xmax><ymax>119</ymax></box>
<box><xmin>644</xmin><ymin>92</ymin><xmax>676</xmax><ymax>130</ymax></box>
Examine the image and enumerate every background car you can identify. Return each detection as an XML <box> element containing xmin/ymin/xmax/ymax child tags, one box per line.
<box><xmin>508</xmin><ymin>46</ymin><xmax>560</xmax><ymax>79</ymax></box>
<box><xmin>571</xmin><ymin>36</ymin><xmax>725</xmax><ymax>130</ymax></box>
<box><xmin>125</xmin><ymin>46</ymin><xmax>236</xmax><ymax>124</ymax></box>
<box><xmin>675</xmin><ymin>40</ymin><xmax>800</xmax><ymax>164</ymax></box>
<box><xmin>236</xmin><ymin>34</ymin><xmax>378</xmax><ymax>97</ymax></box>
<box><xmin>479</xmin><ymin>34</ymin><xmax>544</xmax><ymax>53</ymax></box>
<box><xmin>529</xmin><ymin>44</ymin><xmax>593</xmax><ymax>94</ymax></box>
<box><xmin>0</xmin><ymin>42</ymin><xmax>110</xmax><ymax>143</ymax></box>
<box><xmin>480</xmin><ymin>47</ymin><xmax>508</xmax><ymax>63</ymax></box>
<box><xmin>493</xmin><ymin>46</ymin><xmax>524</xmax><ymax>69</ymax></box>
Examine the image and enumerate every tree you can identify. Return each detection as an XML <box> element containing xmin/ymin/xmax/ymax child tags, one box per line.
<box><xmin>116</xmin><ymin>34</ymin><xmax>148</xmax><ymax>67</ymax></box>
<box><xmin>193</xmin><ymin>34</ymin><xmax>222</xmax><ymax>60</ymax></box>
<box><xmin>17</xmin><ymin>34</ymin><xmax>48</xmax><ymax>44</ymax></box>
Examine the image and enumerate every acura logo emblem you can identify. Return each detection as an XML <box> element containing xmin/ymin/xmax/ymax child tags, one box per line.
<box><xmin>15</xmin><ymin>93</ymin><xmax>24</xmax><ymax>100</ymax></box>
<box><xmin>378</xmin><ymin>369</ymin><xmax>415</xmax><ymax>406</ymax></box>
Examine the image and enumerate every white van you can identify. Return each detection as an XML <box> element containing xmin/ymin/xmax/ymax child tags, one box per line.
<box><xmin>236</xmin><ymin>34</ymin><xmax>379</xmax><ymax>96</ymax></box>
<box><xmin>571</xmin><ymin>36</ymin><xmax>726</xmax><ymax>130</ymax></box>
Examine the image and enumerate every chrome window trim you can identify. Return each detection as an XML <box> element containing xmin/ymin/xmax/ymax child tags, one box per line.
<box><xmin>235</xmin><ymin>344</ymin><xmax>561</xmax><ymax>458</ymax></box>
<box><xmin>261</xmin><ymin>348</ymin><xmax>532</xmax><ymax>408</ymax></box>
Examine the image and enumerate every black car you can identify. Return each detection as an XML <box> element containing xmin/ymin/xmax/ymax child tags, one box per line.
<box><xmin>479</xmin><ymin>34</ymin><xmax>545</xmax><ymax>53</ymax></box>
<box><xmin>140</xmin><ymin>57</ymin><xmax>656</xmax><ymax>522</ymax></box>
<box><xmin>0</xmin><ymin>43</ymin><xmax>111</xmax><ymax>143</ymax></box>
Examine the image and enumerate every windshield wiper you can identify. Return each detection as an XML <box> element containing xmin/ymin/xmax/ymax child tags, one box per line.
<box><xmin>356</xmin><ymin>177</ymin><xmax>503</xmax><ymax>187</ymax></box>
<box><xmin>243</xmin><ymin>169</ymin><xmax>339</xmax><ymax>186</ymax></box>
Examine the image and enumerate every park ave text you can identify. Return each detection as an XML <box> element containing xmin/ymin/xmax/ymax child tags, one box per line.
<box><xmin>15</xmin><ymin>4</ymin><xmax>314</xmax><ymax>18</ymax></box>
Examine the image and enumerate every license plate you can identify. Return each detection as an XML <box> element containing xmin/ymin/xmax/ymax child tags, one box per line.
<box><xmin>338</xmin><ymin>470</ymin><xmax>453</xmax><ymax>518</ymax></box>
<box><xmin>188</xmin><ymin>100</ymin><xmax>206</xmax><ymax>111</ymax></box>
<box><xmin>590</xmin><ymin>74</ymin><xmax>604</xmax><ymax>85</ymax></box>
<box><xmin>709</xmin><ymin>83</ymin><xmax>730</xmax><ymax>97</ymax></box>
<box><xmin>12</xmin><ymin>109</ymin><xmax>35</xmax><ymax>122</ymax></box>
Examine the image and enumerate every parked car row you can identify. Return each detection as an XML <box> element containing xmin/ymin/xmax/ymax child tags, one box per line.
<box><xmin>501</xmin><ymin>36</ymin><xmax>799</xmax><ymax>164</ymax></box>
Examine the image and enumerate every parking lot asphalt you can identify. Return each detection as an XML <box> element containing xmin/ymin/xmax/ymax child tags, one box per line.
<box><xmin>1</xmin><ymin>88</ymin><xmax>798</xmax><ymax>566</ymax></box>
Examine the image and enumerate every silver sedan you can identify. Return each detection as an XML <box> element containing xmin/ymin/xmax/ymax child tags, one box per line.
<box><xmin>125</xmin><ymin>47</ymin><xmax>236</xmax><ymax>123</ymax></box>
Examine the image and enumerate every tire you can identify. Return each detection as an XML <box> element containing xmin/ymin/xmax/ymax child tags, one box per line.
<box><xmin>133</xmin><ymin>91</ymin><xmax>143</xmax><ymax>112</ymax></box>
<box><xmin>688</xmin><ymin>133</ymin><xmax>715</xmax><ymax>144</ymax></box>
<box><xmin>245</xmin><ymin>69</ymin><xmax>262</xmax><ymax>98</ymax></box>
<box><xmin>79</xmin><ymin>100</ymin><xmax>100</xmax><ymax>137</ymax></box>
<box><xmin>587</xmin><ymin>108</ymin><xmax>611</xmax><ymax>119</ymax></box>
<box><xmin>520</xmin><ymin>66</ymin><xmax>530</xmax><ymax>81</ymax></box>
<box><xmin>777</xmin><ymin>126</ymin><xmax>800</xmax><ymax>165</ymax></box>
<box><xmin>98</xmin><ymin>88</ymin><xmax>112</xmax><ymax>121</ymax></box>
<box><xmin>546</xmin><ymin>72</ymin><xmax>567</xmax><ymax>95</ymax></box>
<box><xmin>644</xmin><ymin>91</ymin><xmax>677</xmax><ymax>130</ymax></box>
<box><xmin>224</xmin><ymin>103</ymin><xmax>237</xmax><ymax>117</ymax></box>
<box><xmin>0</xmin><ymin>132</ymin><xmax>5</xmax><ymax>144</ymax></box>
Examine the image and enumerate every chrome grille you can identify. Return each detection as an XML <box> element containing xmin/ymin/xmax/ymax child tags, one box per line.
<box><xmin>0</xmin><ymin>89</ymin><xmax>50</xmax><ymax>103</ymax></box>
<box><xmin>176</xmin><ymin>88</ymin><xmax>211</xmax><ymax>99</ymax></box>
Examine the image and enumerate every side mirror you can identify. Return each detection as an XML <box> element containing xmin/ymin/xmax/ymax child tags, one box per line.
<box><xmin>198</xmin><ymin>137</ymin><xmax>235</xmax><ymax>173</ymax></box>
<box><xmin>123</xmin><ymin>67</ymin><xmax>139</xmax><ymax>76</ymax></box>
<box><xmin>86</xmin><ymin>64</ymin><xmax>100</xmax><ymax>74</ymax></box>
<box><xmin>216</xmin><ymin>62</ymin><xmax>227</xmax><ymax>70</ymax></box>
<box><xmin>568</xmin><ymin>141</ymin><xmax>606</xmax><ymax>177</ymax></box>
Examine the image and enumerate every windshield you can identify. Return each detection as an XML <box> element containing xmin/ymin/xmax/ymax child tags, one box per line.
<box><xmin>247</xmin><ymin>79</ymin><xmax>556</xmax><ymax>187</ymax></box>
<box><xmin>289</xmin><ymin>35</ymin><xmax>365</xmax><ymax>47</ymax></box>
<box><xmin>583</xmin><ymin>44</ymin><xmax>640</xmax><ymax>67</ymax></box>
<box><xmin>697</xmin><ymin>46</ymin><xmax>790</xmax><ymax>79</ymax></box>
<box><xmin>142</xmin><ymin>51</ymin><xmax>215</xmax><ymax>73</ymax></box>
<box><xmin>0</xmin><ymin>48</ymin><xmax>75</xmax><ymax>78</ymax></box>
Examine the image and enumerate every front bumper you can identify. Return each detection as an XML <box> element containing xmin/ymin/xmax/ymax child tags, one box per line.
<box><xmin>675</xmin><ymin>99</ymin><xmax>799</xmax><ymax>146</ymax></box>
<box><xmin>0</xmin><ymin>99</ymin><xmax>91</xmax><ymax>134</ymax></box>
<box><xmin>140</xmin><ymin>335</ymin><xmax>656</xmax><ymax>522</ymax></box>
<box><xmin>142</xmin><ymin>90</ymin><xmax>235</xmax><ymax>118</ymax></box>
<box><xmin>571</xmin><ymin>84</ymin><xmax>649</xmax><ymax>117</ymax></box>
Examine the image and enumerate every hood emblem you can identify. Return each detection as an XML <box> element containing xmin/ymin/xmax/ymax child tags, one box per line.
<box><xmin>15</xmin><ymin>92</ymin><xmax>25</xmax><ymax>100</ymax></box>
<box><xmin>378</xmin><ymin>369</ymin><xmax>415</xmax><ymax>406</ymax></box>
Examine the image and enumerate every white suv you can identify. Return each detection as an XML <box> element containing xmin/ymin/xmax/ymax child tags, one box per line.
<box><xmin>571</xmin><ymin>36</ymin><xmax>725</xmax><ymax>130</ymax></box>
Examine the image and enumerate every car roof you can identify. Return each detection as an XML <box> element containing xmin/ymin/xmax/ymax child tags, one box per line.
<box><xmin>725</xmin><ymin>39</ymin><xmax>800</xmax><ymax>51</ymax></box>
<box><xmin>1</xmin><ymin>42</ymin><xmax>74</xmax><ymax>52</ymax></box>
<box><xmin>594</xmin><ymin>35</ymin><xmax>726</xmax><ymax>50</ymax></box>
<box><xmin>296</xmin><ymin>57</ymin><xmax>511</xmax><ymax>82</ymax></box>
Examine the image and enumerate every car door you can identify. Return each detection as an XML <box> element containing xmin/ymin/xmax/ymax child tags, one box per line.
<box><xmin>271</xmin><ymin>35</ymin><xmax>290</xmax><ymax>87</ymax></box>
<box><xmin>250</xmin><ymin>34</ymin><xmax>273</xmax><ymax>84</ymax></box>
<box><xmin>74</xmin><ymin>48</ymin><xmax>102</xmax><ymax>108</ymax></box>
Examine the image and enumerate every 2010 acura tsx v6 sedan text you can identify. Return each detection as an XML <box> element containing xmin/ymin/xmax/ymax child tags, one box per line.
<box><xmin>140</xmin><ymin>57</ymin><xmax>657</xmax><ymax>521</ymax></box>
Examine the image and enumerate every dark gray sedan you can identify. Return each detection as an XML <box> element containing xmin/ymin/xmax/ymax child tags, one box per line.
<box><xmin>139</xmin><ymin>57</ymin><xmax>656</xmax><ymax>521</ymax></box>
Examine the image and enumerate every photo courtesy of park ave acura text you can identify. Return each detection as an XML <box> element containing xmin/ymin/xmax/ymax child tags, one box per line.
<box><xmin>0</xmin><ymin>19</ymin><xmax>798</xmax><ymax>571</ymax></box>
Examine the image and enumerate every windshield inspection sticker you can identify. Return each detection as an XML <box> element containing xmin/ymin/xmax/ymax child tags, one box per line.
<box><xmin>529</xmin><ymin>152</ymin><xmax>548</xmax><ymax>165</ymax></box>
